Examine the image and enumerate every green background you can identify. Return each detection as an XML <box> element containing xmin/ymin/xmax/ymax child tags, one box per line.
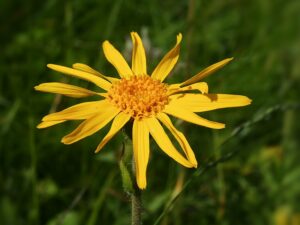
<box><xmin>1</xmin><ymin>0</ymin><xmax>299</xmax><ymax>224</ymax></box>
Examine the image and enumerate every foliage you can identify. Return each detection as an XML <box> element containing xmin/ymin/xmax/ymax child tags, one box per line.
<box><xmin>0</xmin><ymin>0</ymin><xmax>299</xmax><ymax>224</ymax></box>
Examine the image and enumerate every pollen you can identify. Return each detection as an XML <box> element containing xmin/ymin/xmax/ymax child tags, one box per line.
<box><xmin>107</xmin><ymin>75</ymin><xmax>169</xmax><ymax>119</ymax></box>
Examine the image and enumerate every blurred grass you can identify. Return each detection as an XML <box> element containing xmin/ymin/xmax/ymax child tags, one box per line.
<box><xmin>0</xmin><ymin>0</ymin><xmax>299</xmax><ymax>224</ymax></box>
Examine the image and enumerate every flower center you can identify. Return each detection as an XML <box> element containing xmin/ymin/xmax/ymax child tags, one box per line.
<box><xmin>107</xmin><ymin>75</ymin><xmax>169</xmax><ymax>119</ymax></box>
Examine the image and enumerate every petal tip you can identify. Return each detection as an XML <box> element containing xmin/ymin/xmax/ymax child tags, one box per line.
<box><xmin>131</xmin><ymin>33</ymin><xmax>137</xmax><ymax>44</ymax></box>
<box><xmin>137</xmin><ymin>182</ymin><xmax>147</xmax><ymax>190</ymax></box>
<box><xmin>61</xmin><ymin>136</ymin><xmax>72</xmax><ymax>144</ymax></box>
<box><xmin>102</xmin><ymin>40</ymin><xmax>110</xmax><ymax>48</ymax></box>
<box><xmin>132</xmin><ymin>32</ymin><xmax>142</xmax><ymax>41</ymax></box>
<box><xmin>47</xmin><ymin>64</ymin><xmax>55</xmax><ymax>69</ymax></box>
<box><xmin>212</xmin><ymin>123</ymin><xmax>226</xmax><ymax>129</ymax></box>
<box><xmin>94</xmin><ymin>147</ymin><xmax>102</xmax><ymax>154</ymax></box>
<box><xmin>177</xmin><ymin>32</ymin><xmax>182</xmax><ymax>38</ymax></box>
<box><xmin>176</xmin><ymin>33</ymin><xmax>182</xmax><ymax>43</ymax></box>
<box><xmin>61</xmin><ymin>138</ymin><xmax>69</xmax><ymax>145</ymax></box>
<box><xmin>72</xmin><ymin>63</ymin><xmax>80</xmax><ymax>68</ymax></box>
<box><xmin>239</xmin><ymin>96</ymin><xmax>252</xmax><ymax>106</ymax></box>
<box><xmin>36</xmin><ymin>123</ymin><xmax>44</xmax><ymax>129</ymax></box>
<box><xmin>191</xmin><ymin>159</ymin><xmax>198</xmax><ymax>168</ymax></box>
<box><xmin>41</xmin><ymin>115</ymin><xmax>50</xmax><ymax>121</ymax></box>
<box><xmin>130</xmin><ymin>31</ymin><xmax>138</xmax><ymax>37</ymax></box>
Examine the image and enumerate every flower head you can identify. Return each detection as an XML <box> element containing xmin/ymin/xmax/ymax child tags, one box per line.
<box><xmin>35</xmin><ymin>32</ymin><xmax>251</xmax><ymax>189</ymax></box>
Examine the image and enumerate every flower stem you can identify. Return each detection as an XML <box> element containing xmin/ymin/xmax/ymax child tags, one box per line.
<box><xmin>122</xmin><ymin>126</ymin><xmax>142</xmax><ymax>225</ymax></box>
<box><xmin>131</xmin><ymin>157</ymin><xmax>142</xmax><ymax>225</ymax></box>
<box><xmin>131</xmin><ymin>188</ymin><xmax>142</xmax><ymax>225</ymax></box>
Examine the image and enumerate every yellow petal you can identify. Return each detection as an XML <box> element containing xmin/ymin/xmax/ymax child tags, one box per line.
<box><xmin>157</xmin><ymin>113</ymin><xmax>197</xmax><ymax>167</ymax></box>
<box><xmin>132</xmin><ymin>119</ymin><xmax>150</xmax><ymax>189</ymax></box>
<box><xmin>61</xmin><ymin>105</ymin><xmax>120</xmax><ymax>144</ymax></box>
<box><xmin>37</xmin><ymin>120</ymin><xmax>66</xmax><ymax>129</ymax></box>
<box><xmin>102</xmin><ymin>41</ymin><xmax>133</xmax><ymax>78</ymax></box>
<box><xmin>164</xmin><ymin>103</ymin><xmax>225</xmax><ymax>129</ymax></box>
<box><xmin>168</xmin><ymin>82</ymin><xmax>209</xmax><ymax>95</ymax></box>
<box><xmin>47</xmin><ymin>64</ymin><xmax>112</xmax><ymax>90</ymax></box>
<box><xmin>95</xmin><ymin>112</ymin><xmax>131</xmax><ymax>153</ymax></box>
<box><xmin>42</xmin><ymin>100</ymin><xmax>110</xmax><ymax>122</ymax></box>
<box><xmin>72</xmin><ymin>63</ymin><xmax>119</xmax><ymax>83</ymax></box>
<box><xmin>131</xmin><ymin>32</ymin><xmax>147</xmax><ymax>75</ymax></box>
<box><xmin>34</xmin><ymin>82</ymin><xmax>99</xmax><ymax>98</ymax></box>
<box><xmin>151</xmin><ymin>33</ymin><xmax>182</xmax><ymax>82</ymax></box>
<box><xmin>145</xmin><ymin>117</ymin><xmax>194</xmax><ymax>168</ymax></box>
<box><xmin>180</xmin><ymin>58</ymin><xmax>234</xmax><ymax>86</ymax></box>
<box><xmin>169</xmin><ymin>93</ymin><xmax>251</xmax><ymax>112</ymax></box>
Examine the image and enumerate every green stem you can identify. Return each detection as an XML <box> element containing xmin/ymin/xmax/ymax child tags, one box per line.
<box><xmin>122</xmin><ymin>126</ymin><xmax>142</xmax><ymax>225</ymax></box>
<box><xmin>131</xmin><ymin>188</ymin><xmax>142</xmax><ymax>225</ymax></box>
<box><xmin>131</xmin><ymin>157</ymin><xmax>142</xmax><ymax>225</ymax></box>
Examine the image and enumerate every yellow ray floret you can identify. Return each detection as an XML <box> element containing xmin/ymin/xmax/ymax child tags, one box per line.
<box><xmin>168</xmin><ymin>82</ymin><xmax>209</xmax><ymax>95</ymax></box>
<box><xmin>164</xmin><ymin>103</ymin><xmax>225</xmax><ymax>129</ymax></box>
<box><xmin>131</xmin><ymin>32</ymin><xmax>147</xmax><ymax>75</ymax></box>
<box><xmin>72</xmin><ymin>63</ymin><xmax>118</xmax><ymax>83</ymax></box>
<box><xmin>169</xmin><ymin>93</ymin><xmax>252</xmax><ymax>112</ymax></box>
<box><xmin>180</xmin><ymin>58</ymin><xmax>234</xmax><ymax>87</ymax></box>
<box><xmin>145</xmin><ymin>117</ymin><xmax>195</xmax><ymax>168</ymax></box>
<box><xmin>157</xmin><ymin>113</ymin><xmax>197</xmax><ymax>167</ymax></box>
<box><xmin>34</xmin><ymin>82</ymin><xmax>102</xmax><ymax>98</ymax></box>
<box><xmin>61</xmin><ymin>105</ymin><xmax>120</xmax><ymax>144</ymax></box>
<box><xmin>133</xmin><ymin>119</ymin><xmax>150</xmax><ymax>189</ymax></box>
<box><xmin>37</xmin><ymin>120</ymin><xmax>66</xmax><ymax>129</ymax></box>
<box><xmin>47</xmin><ymin>64</ymin><xmax>112</xmax><ymax>90</ymax></box>
<box><xmin>102</xmin><ymin>41</ymin><xmax>133</xmax><ymax>78</ymax></box>
<box><xmin>151</xmin><ymin>33</ymin><xmax>182</xmax><ymax>82</ymax></box>
<box><xmin>41</xmin><ymin>101</ymin><xmax>109</xmax><ymax>122</ymax></box>
<box><xmin>95</xmin><ymin>112</ymin><xmax>131</xmax><ymax>153</ymax></box>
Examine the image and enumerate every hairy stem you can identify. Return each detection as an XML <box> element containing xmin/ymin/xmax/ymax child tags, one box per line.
<box><xmin>131</xmin><ymin>158</ymin><xmax>142</xmax><ymax>225</ymax></box>
<box><xmin>131</xmin><ymin>188</ymin><xmax>142</xmax><ymax>225</ymax></box>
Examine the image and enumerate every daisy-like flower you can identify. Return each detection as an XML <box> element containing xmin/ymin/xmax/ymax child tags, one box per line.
<box><xmin>35</xmin><ymin>32</ymin><xmax>251</xmax><ymax>189</ymax></box>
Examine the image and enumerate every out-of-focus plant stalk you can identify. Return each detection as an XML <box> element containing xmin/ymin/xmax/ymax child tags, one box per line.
<box><xmin>186</xmin><ymin>0</ymin><xmax>196</xmax><ymax>77</ymax></box>
<box><xmin>282</xmin><ymin>56</ymin><xmax>299</xmax><ymax>164</ymax></box>
<box><xmin>28</xmin><ymin>117</ymin><xmax>39</xmax><ymax>225</ymax></box>
<box><xmin>212</xmin><ymin>129</ymin><xmax>226</xmax><ymax>220</ymax></box>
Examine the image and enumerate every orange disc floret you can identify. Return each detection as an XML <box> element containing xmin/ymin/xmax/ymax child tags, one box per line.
<box><xmin>107</xmin><ymin>75</ymin><xmax>169</xmax><ymax>119</ymax></box>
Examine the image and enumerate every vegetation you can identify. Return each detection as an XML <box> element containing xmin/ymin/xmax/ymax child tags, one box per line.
<box><xmin>1</xmin><ymin>0</ymin><xmax>299</xmax><ymax>224</ymax></box>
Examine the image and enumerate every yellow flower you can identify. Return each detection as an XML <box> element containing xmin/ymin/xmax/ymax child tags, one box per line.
<box><xmin>35</xmin><ymin>32</ymin><xmax>251</xmax><ymax>189</ymax></box>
